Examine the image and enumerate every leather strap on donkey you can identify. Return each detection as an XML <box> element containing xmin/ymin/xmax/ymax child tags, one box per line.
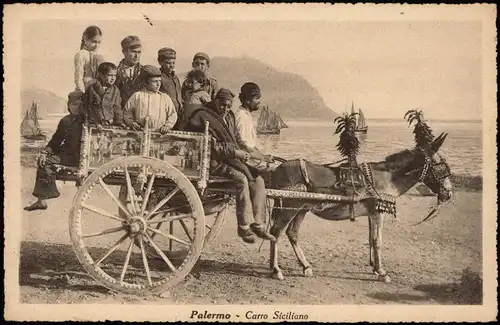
<box><xmin>299</xmin><ymin>159</ymin><xmax>311</xmax><ymax>188</ymax></box>
<box><xmin>360</xmin><ymin>162</ymin><xmax>397</xmax><ymax>216</ymax></box>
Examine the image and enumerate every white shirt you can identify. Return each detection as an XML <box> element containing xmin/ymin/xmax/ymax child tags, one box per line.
<box><xmin>233</xmin><ymin>106</ymin><xmax>257</xmax><ymax>149</ymax></box>
<box><xmin>124</xmin><ymin>89</ymin><xmax>178</xmax><ymax>130</ymax></box>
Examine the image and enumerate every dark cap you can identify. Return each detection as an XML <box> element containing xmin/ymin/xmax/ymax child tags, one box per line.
<box><xmin>215</xmin><ymin>88</ymin><xmax>235</xmax><ymax>101</ymax></box>
<box><xmin>193</xmin><ymin>52</ymin><xmax>210</xmax><ymax>63</ymax></box>
<box><xmin>141</xmin><ymin>65</ymin><xmax>162</xmax><ymax>78</ymax></box>
<box><xmin>158</xmin><ymin>47</ymin><xmax>176</xmax><ymax>60</ymax></box>
<box><xmin>68</xmin><ymin>90</ymin><xmax>83</xmax><ymax>101</ymax></box>
<box><xmin>121</xmin><ymin>35</ymin><xmax>142</xmax><ymax>50</ymax></box>
<box><xmin>240</xmin><ymin>82</ymin><xmax>261</xmax><ymax>99</ymax></box>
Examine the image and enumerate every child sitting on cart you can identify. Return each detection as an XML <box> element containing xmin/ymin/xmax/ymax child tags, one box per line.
<box><xmin>84</xmin><ymin>62</ymin><xmax>125</xmax><ymax>129</ymax></box>
<box><xmin>24</xmin><ymin>92</ymin><xmax>85</xmax><ymax>211</ymax></box>
<box><xmin>123</xmin><ymin>65</ymin><xmax>177</xmax><ymax>133</ymax></box>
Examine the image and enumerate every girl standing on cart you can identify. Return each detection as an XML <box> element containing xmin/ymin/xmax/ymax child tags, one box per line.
<box><xmin>74</xmin><ymin>26</ymin><xmax>104</xmax><ymax>94</ymax></box>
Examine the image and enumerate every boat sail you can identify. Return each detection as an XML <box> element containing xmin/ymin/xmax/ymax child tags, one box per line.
<box><xmin>257</xmin><ymin>105</ymin><xmax>288</xmax><ymax>135</ymax></box>
<box><xmin>21</xmin><ymin>102</ymin><xmax>46</xmax><ymax>140</ymax></box>
<box><xmin>350</xmin><ymin>101</ymin><xmax>368</xmax><ymax>133</ymax></box>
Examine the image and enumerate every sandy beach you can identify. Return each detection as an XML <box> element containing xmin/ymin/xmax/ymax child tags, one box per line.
<box><xmin>19</xmin><ymin>165</ymin><xmax>482</xmax><ymax>305</ymax></box>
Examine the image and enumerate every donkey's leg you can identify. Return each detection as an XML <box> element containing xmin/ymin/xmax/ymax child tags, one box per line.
<box><xmin>286</xmin><ymin>210</ymin><xmax>313</xmax><ymax>277</ymax></box>
<box><xmin>269</xmin><ymin>201</ymin><xmax>298</xmax><ymax>280</ymax></box>
<box><xmin>372</xmin><ymin>212</ymin><xmax>391</xmax><ymax>283</ymax></box>
<box><xmin>368</xmin><ymin>216</ymin><xmax>375</xmax><ymax>269</ymax></box>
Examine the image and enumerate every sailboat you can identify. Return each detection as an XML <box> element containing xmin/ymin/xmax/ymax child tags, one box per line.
<box><xmin>256</xmin><ymin>105</ymin><xmax>289</xmax><ymax>135</ymax></box>
<box><xmin>350</xmin><ymin>102</ymin><xmax>368</xmax><ymax>134</ymax></box>
<box><xmin>21</xmin><ymin>102</ymin><xmax>46</xmax><ymax>140</ymax></box>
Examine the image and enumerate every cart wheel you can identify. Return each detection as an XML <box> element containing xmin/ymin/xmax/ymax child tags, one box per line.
<box><xmin>202</xmin><ymin>202</ymin><xmax>229</xmax><ymax>249</ymax></box>
<box><xmin>121</xmin><ymin>188</ymin><xmax>229</xmax><ymax>255</ymax></box>
<box><xmin>69</xmin><ymin>156</ymin><xmax>205</xmax><ymax>296</ymax></box>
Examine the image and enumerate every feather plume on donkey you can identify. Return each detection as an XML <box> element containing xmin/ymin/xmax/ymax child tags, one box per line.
<box><xmin>267</xmin><ymin>109</ymin><xmax>453</xmax><ymax>283</ymax></box>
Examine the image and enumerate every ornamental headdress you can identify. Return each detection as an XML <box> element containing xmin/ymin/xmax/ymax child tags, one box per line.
<box><xmin>334</xmin><ymin>112</ymin><xmax>360</xmax><ymax>167</ymax></box>
<box><xmin>404</xmin><ymin>109</ymin><xmax>448</xmax><ymax>153</ymax></box>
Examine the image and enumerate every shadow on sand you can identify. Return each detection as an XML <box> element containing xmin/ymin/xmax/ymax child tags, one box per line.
<box><xmin>19</xmin><ymin>241</ymin><xmax>109</xmax><ymax>293</ymax></box>
<box><xmin>366</xmin><ymin>282</ymin><xmax>483</xmax><ymax>305</ymax></box>
<box><xmin>19</xmin><ymin>241</ymin><xmax>187</xmax><ymax>294</ymax></box>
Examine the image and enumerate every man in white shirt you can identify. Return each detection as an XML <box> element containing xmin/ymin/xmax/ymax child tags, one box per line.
<box><xmin>233</xmin><ymin>82</ymin><xmax>273</xmax><ymax>171</ymax></box>
<box><xmin>123</xmin><ymin>65</ymin><xmax>177</xmax><ymax>133</ymax></box>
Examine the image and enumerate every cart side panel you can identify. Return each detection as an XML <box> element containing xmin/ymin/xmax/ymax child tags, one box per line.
<box><xmin>86</xmin><ymin>127</ymin><xmax>145</xmax><ymax>170</ymax></box>
<box><xmin>149</xmin><ymin>131</ymin><xmax>205</xmax><ymax>180</ymax></box>
<box><xmin>76</xmin><ymin>126</ymin><xmax>211</xmax><ymax>187</ymax></box>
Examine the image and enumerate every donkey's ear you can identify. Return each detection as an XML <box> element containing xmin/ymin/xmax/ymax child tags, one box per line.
<box><xmin>431</xmin><ymin>132</ymin><xmax>448</xmax><ymax>152</ymax></box>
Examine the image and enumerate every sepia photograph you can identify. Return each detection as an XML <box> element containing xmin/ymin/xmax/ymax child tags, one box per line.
<box><xmin>3</xmin><ymin>3</ymin><xmax>497</xmax><ymax>322</ymax></box>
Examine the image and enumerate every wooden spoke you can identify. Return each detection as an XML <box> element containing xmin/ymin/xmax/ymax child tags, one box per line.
<box><xmin>98</xmin><ymin>178</ymin><xmax>132</xmax><ymax>219</ymax></box>
<box><xmin>205</xmin><ymin>224</ymin><xmax>212</xmax><ymax>230</ymax></box>
<box><xmin>124</xmin><ymin>167</ymin><xmax>137</xmax><ymax>215</ymax></box>
<box><xmin>169</xmin><ymin>221</ymin><xmax>174</xmax><ymax>252</ymax></box>
<box><xmin>94</xmin><ymin>233</ymin><xmax>129</xmax><ymax>267</ymax></box>
<box><xmin>144</xmin><ymin>233</ymin><xmax>176</xmax><ymax>272</ymax></box>
<box><xmin>178</xmin><ymin>219</ymin><xmax>193</xmax><ymax>242</ymax></box>
<box><xmin>148</xmin><ymin>204</ymin><xmax>192</xmax><ymax>217</ymax></box>
<box><xmin>82</xmin><ymin>226</ymin><xmax>125</xmax><ymax>238</ymax></box>
<box><xmin>146</xmin><ymin>213</ymin><xmax>194</xmax><ymax>224</ymax></box>
<box><xmin>82</xmin><ymin>203</ymin><xmax>124</xmax><ymax>222</ymax></box>
<box><xmin>140</xmin><ymin>171</ymin><xmax>157</xmax><ymax>217</ymax></box>
<box><xmin>145</xmin><ymin>187</ymin><xmax>180</xmax><ymax>219</ymax></box>
<box><xmin>138</xmin><ymin>236</ymin><xmax>153</xmax><ymax>286</ymax></box>
<box><xmin>148</xmin><ymin>226</ymin><xmax>191</xmax><ymax>247</ymax></box>
<box><xmin>119</xmin><ymin>237</ymin><xmax>135</xmax><ymax>284</ymax></box>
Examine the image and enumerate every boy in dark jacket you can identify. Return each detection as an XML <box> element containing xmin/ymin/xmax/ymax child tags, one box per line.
<box><xmin>85</xmin><ymin>62</ymin><xmax>124</xmax><ymax>128</ymax></box>
<box><xmin>24</xmin><ymin>94</ymin><xmax>84</xmax><ymax>211</ymax></box>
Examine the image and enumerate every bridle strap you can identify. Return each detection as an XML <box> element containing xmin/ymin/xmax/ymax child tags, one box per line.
<box><xmin>418</xmin><ymin>157</ymin><xmax>432</xmax><ymax>182</ymax></box>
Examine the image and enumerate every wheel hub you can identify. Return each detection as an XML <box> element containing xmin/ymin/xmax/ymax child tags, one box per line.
<box><xmin>124</xmin><ymin>216</ymin><xmax>147</xmax><ymax>235</ymax></box>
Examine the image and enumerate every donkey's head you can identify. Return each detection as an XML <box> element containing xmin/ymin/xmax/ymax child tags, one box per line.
<box><xmin>404</xmin><ymin>110</ymin><xmax>453</xmax><ymax>203</ymax></box>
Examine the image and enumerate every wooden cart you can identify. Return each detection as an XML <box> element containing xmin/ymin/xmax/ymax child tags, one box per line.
<box><xmin>55</xmin><ymin>122</ymin><xmax>355</xmax><ymax>296</ymax></box>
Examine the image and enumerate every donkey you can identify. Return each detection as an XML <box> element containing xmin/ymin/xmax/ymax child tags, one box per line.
<box><xmin>268</xmin><ymin>133</ymin><xmax>453</xmax><ymax>283</ymax></box>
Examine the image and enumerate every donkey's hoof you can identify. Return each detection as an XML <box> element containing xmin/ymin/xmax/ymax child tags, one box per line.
<box><xmin>378</xmin><ymin>274</ymin><xmax>391</xmax><ymax>283</ymax></box>
<box><xmin>272</xmin><ymin>271</ymin><xmax>285</xmax><ymax>281</ymax></box>
<box><xmin>303</xmin><ymin>267</ymin><xmax>313</xmax><ymax>277</ymax></box>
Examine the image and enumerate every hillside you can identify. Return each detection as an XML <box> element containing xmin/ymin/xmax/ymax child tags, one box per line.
<box><xmin>21</xmin><ymin>88</ymin><xmax>67</xmax><ymax>119</ymax></box>
<box><xmin>21</xmin><ymin>56</ymin><xmax>338</xmax><ymax>121</ymax></box>
<box><xmin>180</xmin><ymin>56</ymin><xmax>338</xmax><ymax>120</ymax></box>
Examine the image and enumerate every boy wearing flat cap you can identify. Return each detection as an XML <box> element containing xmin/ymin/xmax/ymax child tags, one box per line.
<box><xmin>157</xmin><ymin>47</ymin><xmax>183</xmax><ymax>126</ymax></box>
<box><xmin>116</xmin><ymin>35</ymin><xmax>144</xmax><ymax>108</ymax></box>
<box><xmin>181</xmin><ymin>52</ymin><xmax>219</xmax><ymax>102</ymax></box>
<box><xmin>24</xmin><ymin>93</ymin><xmax>84</xmax><ymax>211</ymax></box>
<box><xmin>123</xmin><ymin>65</ymin><xmax>177</xmax><ymax>134</ymax></box>
<box><xmin>185</xmin><ymin>88</ymin><xmax>275</xmax><ymax>244</ymax></box>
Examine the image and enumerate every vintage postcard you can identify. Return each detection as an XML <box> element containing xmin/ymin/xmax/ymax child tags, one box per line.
<box><xmin>3</xmin><ymin>3</ymin><xmax>497</xmax><ymax>322</ymax></box>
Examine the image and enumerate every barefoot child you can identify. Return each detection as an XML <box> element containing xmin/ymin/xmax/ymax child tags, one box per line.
<box><xmin>85</xmin><ymin>62</ymin><xmax>124</xmax><ymax>128</ymax></box>
<box><xmin>74</xmin><ymin>26</ymin><xmax>104</xmax><ymax>94</ymax></box>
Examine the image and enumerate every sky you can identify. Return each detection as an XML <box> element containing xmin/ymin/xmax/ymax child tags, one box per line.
<box><xmin>22</xmin><ymin>19</ymin><xmax>482</xmax><ymax>120</ymax></box>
